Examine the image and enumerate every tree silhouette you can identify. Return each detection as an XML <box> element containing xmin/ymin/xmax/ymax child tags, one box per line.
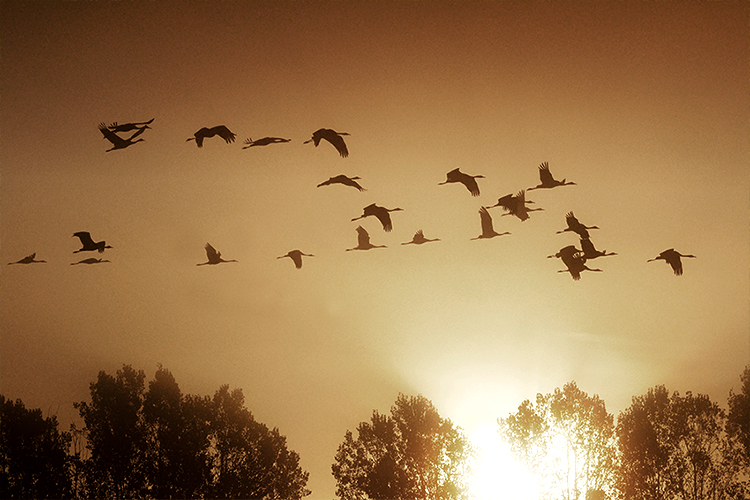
<box><xmin>332</xmin><ymin>393</ymin><xmax>473</xmax><ymax>500</ymax></box>
<box><xmin>500</xmin><ymin>381</ymin><xmax>616</xmax><ymax>500</ymax></box>
<box><xmin>726</xmin><ymin>365</ymin><xmax>750</xmax><ymax>497</ymax></box>
<box><xmin>74</xmin><ymin>365</ymin><xmax>310</xmax><ymax>499</ymax></box>
<box><xmin>616</xmin><ymin>385</ymin><xmax>736</xmax><ymax>500</ymax></box>
<box><xmin>209</xmin><ymin>385</ymin><xmax>310</xmax><ymax>499</ymax></box>
<box><xmin>0</xmin><ymin>395</ymin><xmax>71</xmax><ymax>499</ymax></box>
<box><xmin>74</xmin><ymin>365</ymin><xmax>149</xmax><ymax>498</ymax></box>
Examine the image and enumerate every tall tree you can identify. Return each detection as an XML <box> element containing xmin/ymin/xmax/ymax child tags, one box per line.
<box><xmin>74</xmin><ymin>365</ymin><xmax>149</xmax><ymax>498</ymax></box>
<box><xmin>75</xmin><ymin>365</ymin><xmax>310</xmax><ymax>498</ymax></box>
<box><xmin>616</xmin><ymin>385</ymin><xmax>734</xmax><ymax>500</ymax></box>
<box><xmin>143</xmin><ymin>366</ymin><xmax>213</xmax><ymax>499</ymax></box>
<box><xmin>209</xmin><ymin>385</ymin><xmax>310</xmax><ymax>499</ymax></box>
<box><xmin>725</xmin><ymin>365</ymin><xmax>749</xmax><ymax>498</ymax></box>
<box><xmin>500</xmin><ymin>381</ymin><xmax>616</xmax><ymax>500</ymax></box>
<box><xmin>332</xmin><ymin>393</ymin><xmax>474</xmax><ymax>500</ymax></box>
<box><xmin>0</xmin><ymin>395</ymin><xmax>71</xmax><ymax>499</ymax></box>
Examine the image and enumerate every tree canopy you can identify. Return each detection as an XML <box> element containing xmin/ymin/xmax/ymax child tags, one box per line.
<box><xmin>332</xmin><ymin>393</ymin><xmax>474</xmax><ymax>500</ymax></box>
<box><xmin>500</xmin><ymin>381</ymin><xmax>616</xmax><ymax>500</ymax></box>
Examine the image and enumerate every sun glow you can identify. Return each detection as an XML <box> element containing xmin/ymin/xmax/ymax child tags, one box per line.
<box><xmin>469</xmin><ymin>424</ymin><xmax>539</xmax><ymax>500</ymax></box>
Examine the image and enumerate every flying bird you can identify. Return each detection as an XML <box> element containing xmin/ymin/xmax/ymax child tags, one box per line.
<box><xmin>528</xmin><ymin>161</ymin><xmax>576</xmax><ymax>190</ymax></box>
<box><xmin>438</xmin><ymin>168</ymin><xmax>484</xmax><ymax>196</ymax></box>
<box><xmin>187</xmin><ymin>126</ymin><xmax>236</xmax><ymax>147</ymax></box>
<box><xmin>556</xmin><ymin>212</ymin><xmax>599</xmax><ymax>239</ymax></box>
<box><xmin>277</xmin><ymin>250</ymin><xmax>314</xmax><ymax>269</ymax></box>
<box><xmin>303</xmin><ymin>128</ymin><xmax>350</xmax><ymax>157</ymax></box>
<box><xmin>242</xmin><ymin>137</ymin><xmax>291</xmax><ymax>148</ymax></box>
<box><xmin>346</xmin><ymin>226</ymin><xmax>386</xmax><ymax>251</ymax></box>
<box><xmin>547</xmin><ymin>245</ymin><xmax>600</xmax><ymax>281</ymax></box>
<box><xmin>8</xmin><ymin>253</ymin><xmax>46</xmax><ymax>265</ymax></box>
<box><xmin>317</xmin><ymin>174</ymin><xmax>366</xmax><ymax>191</ymax></box>
<box><xmin>558</xmin><ymin>257</ymin><xmax>603</xmax><ymax>281</ymax></box>
<box><xmin>471</xmin><ymin>207</ymin><xmax>511</xmax><ymax>240</ymax></box>
<box><xmin>107</xmin><ymin>118</ymin><xmax>154</xmax><ymax>133</ymax></box>
<box><xmin>402</xmin><ymin>230</ymin><xmax>440</xmax><ymax>245</ymax></box>
<box><xmin>71</xmin><ymin>257</ymin><xmax>110</xmax><ymax>265</ymax></box>
<box><xmin>73</xmin><ymin>232</ymin><xmax>112</xmax><ymax>253</ymax></box>
<box><xmin>351</xmin><ymin>204</ymin><xmax>403</xmax><ymax>232</ymax></box>
<box><xmin>488</xmin><ymin>190</ymin><xmax>542</xmax><ymax>221</ymax></box>
<box><xmin>647</xmin><ymin>248</ymin><xmax>696</xmax><ymax>276</ymax></box>
<box><xmin>580</xmin><ymin>238</ymin><xmax>617</xmax><ymax>259</ymax></box>
<box><xmin>197</xmin><ymin>243</ymin><xmax>238</xmax><ymax>266</ymax></box>
<box><xmin>98</xmin><ymin>123</ymin><xmax>147</xmax><ymax>152</ymax></box>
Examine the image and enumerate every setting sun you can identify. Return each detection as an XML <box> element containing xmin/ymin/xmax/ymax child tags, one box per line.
<box><xmin>470</xmin><ymin>424</ymin><xmax>538</xmax><ymax>500</ymax></box>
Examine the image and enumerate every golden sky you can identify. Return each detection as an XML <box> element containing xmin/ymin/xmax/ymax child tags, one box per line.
<box><xmin>1</xmin><ymin>1</ymin><xmax>748</xmax><ymax>497</ymax></box>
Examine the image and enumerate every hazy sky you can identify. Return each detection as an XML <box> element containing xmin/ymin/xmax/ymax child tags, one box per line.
<box><xmin>1</xmin><ymin>1</ymin><xmax>748</xmax><ymax>497</ymax></box>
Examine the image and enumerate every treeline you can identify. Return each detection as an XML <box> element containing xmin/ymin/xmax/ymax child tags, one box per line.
<box><xmin>1</xmin><ymin>364</ymin><xmax>748</xmax><ymax>499</ymax></box>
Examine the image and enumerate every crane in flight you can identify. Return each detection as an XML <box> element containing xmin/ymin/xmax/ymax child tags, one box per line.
<box><xmin>242</xmin><ymin>137</ymin><xmax>291</xmax><ymax>148</ymax></box>
<box><xmin>304</xmin><ymin>128</ymin><xmax>350</xmax><ymax>157</ymax></box>
<box><xmin>547</xmin><ymin>245</ymin><xmax>601</xmax><ymax>281</ymax></box>
<box><xmin>187</xmin><ymin>126</ymin><xmax>236</xmax><ymax>147</ymax></box>
<box><xmin>556</xmin><ymin>212</ymin><xmax>599</xmax><ymax>239</ymax></box>
<box><xmin>107</xmin><ymin>118</ymin><xmax>154</xmax><ymax>133</ymax></box>
<box><xmin>351</xmin><ymin>204</ymin><xmax>403</xmax><ymax>232</ymax></box>
<box><xmin>438</xmin><ymin>168</ymin><xmax>484</xmax><ymax>197</ymax></box>
<box><xmin>8</xmin><ymin>253</ymin><xmax>46</xmax><ymax>265</ymax></box>
<box><xmin>346</xmin><ymin>226</ymin><xmax>386</xmax><ymax>251</ymax></box>
<box><xmin>488</xmin><ymin>190</ymin><xmax>542</xmax><ymax>221</ymax></box>
<box><xmin>71</xmin><ymin>257</ymin><xmax>110</xmax><ymax>265</ymax></box>
<box><xmin>73</xmin><ymin>232</ymin><xmax>112</xmax><ymax>253</ymax></box>
<box><xmin>197</xmin><ymin>243</ymin><xmax>238</xmax><ymax>266</ymax></box>
<box><xmin>98</xmin><ymin>123</ymin><xmax>147</xmax><ymax>152</ymax></box>
<box><xmin>317</xmin><ymin>174</ymin><xmax>366</xmax><ymax>191</ymax></box>
<box><xmin>527</xmin><ymin>162</ymin><xmax>576</xmax><ymax>191</ymax></box>
<box><xmin>580</xmin><ymin>238</ymin><xmax>617</xmax><ymax>260</ymax></box>
<box><xmin>648</xmin><ymin>248</ymin><xmax>696</xmax><ymax>276</ymax></box>
<box><xmin>278</xmin><ymin>250</ymin><xmax>314</xmax><ymax>269</ymax></box>
<box><xmin>402</xmin><ymin>230</ymin><xmax>440</xmax><ymax>245</ymax></box>
<box><xmin>471</xmin><ymin>207</ymin><xmax>511</xmax><ymax>240</ymax></box>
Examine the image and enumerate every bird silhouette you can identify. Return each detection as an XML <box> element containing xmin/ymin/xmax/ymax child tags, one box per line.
<box><xmin>547</xmin><ymin>245</ymin><xmax>600</xmax><ymax>280</ymax></box>
<box><xmin>107</xmin><ymin>118</ymin><xmax>154</xmax><ymax>133</ymax></box>
<box><xmin>558</xmin><ymin>257</ymin><xmax>603</xmax><ymax>281</ymax></box>
<box><xmin>71</xmin><ymin>257</ymin><xmax>110</xmax><ymax>265</ymax></box>
<box><xmin>317</xmin><ymin>174</ymin><xmax>366</xmax><ymax>191</ymax></box>
<box><xmin>527</xmin><ymin>162</ymin><xmax>576</xmax><ymax>190</ymax></box>
<box><xmin>471</xmin><ymin>207</ymin><xmax>511</xmax><ymax>240</ymax></box>
<box><xmin>648</xmin><ymin>248</ymin><xmax>696</xmax><ymax>276</ymax></box>
<box><xmin>402</xmin><ymin>230</ymin><xmax>440</xmax><ymax>245</ymax></box>
<box><xmin>580</xmin><ymin>237</ymin><xmax>617</xmax><ymax>259</ymax></box>
<box><xmin>187</xmin><ymin>126</ymin><xmax>236</xmax><ymax>147</ymax></box>
<box><xmin>242</xmin><ymin>137</ymin><xmax>291</xmax><ymax>148</ymax></box>
<box><xmin>278</xmin><ymin>250</ymin><xmax>314</xmax><ymax>269</ymax></box>
<box><xmin>303</xmin><ymin>128</ymin><xmax>349</xmax><ymax>157</ymax></box>
<box><xmin>8</xmin><ymin>253</ymin><xmax>46</xmax><ymax>265</ymax></box>
<box><xmin>346</xmin><ymin>226</ymin><xmax>387</xmax><ymax>251</ymax></box>
<box><xmin>351</xmin><ymin>204</ymin><xmax>403</xmax><ymax>232</ymax></box>
<box><xmin>438</xmin><ymin>168</ymin><xmax>484</xmax><ymax>197</ymax></box>
<box><xmin>556</xmin><ymin>212</ymin><xmax>599</xmax><ymax>239</ymax></box>
<box><xmin>98</xmin><ymin>123</ymin><xmax>147</xmax><ymax>152</ymax></box>
<box><xmin>197</xmin><ymin>243</ymin><xmax>238</xmax><ymax>266</ymax></box>
<box><xmin>73</xmin><ymin>232</ymin><xmax>112</xmax><ymax>253</ymax></box>
<box><xmin>488</xmin><ymin>190</ymin><xmax>542</xmax><ymax>221</ymax></box>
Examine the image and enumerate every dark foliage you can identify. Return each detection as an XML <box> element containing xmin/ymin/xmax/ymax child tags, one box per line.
<box><xmin>0</xmin><ymin>395</ymin><xmax>72</xmax><ymax>499</ymax></box>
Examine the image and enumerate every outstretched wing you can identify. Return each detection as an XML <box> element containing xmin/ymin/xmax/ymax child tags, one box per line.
<box><xmin>204</xmin><ymin>243</ymin><xmax>220</xmax><ymax>262</ymax></box>
<box><xmin>323</xmin><ymin>131</ymin><xmax>349</xmax><ymax>157</ymax></box>
<box><xmin>479</xmin><ymin>207</ymin><xmax>494</xmax><ymax>234</ymax></box>
<box><xmin>213</xmin><ymin>126</ymin><xmax>236</xmax><ymax>144</ymax></box>
<box><xmin>538</xmin><ymin>162</ymin><xmax>554</xmax><ymax>184</ymax></box>
<box><xmin>355</xmin><ymin>226</ymin><xmax>371</xmax><ymax>247</ymax></box>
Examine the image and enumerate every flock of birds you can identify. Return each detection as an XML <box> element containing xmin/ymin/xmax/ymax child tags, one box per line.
<box><xmin>7</xmin><ymin>120</ymin><xmax>696</xmax><ymax>278</ymax></box>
